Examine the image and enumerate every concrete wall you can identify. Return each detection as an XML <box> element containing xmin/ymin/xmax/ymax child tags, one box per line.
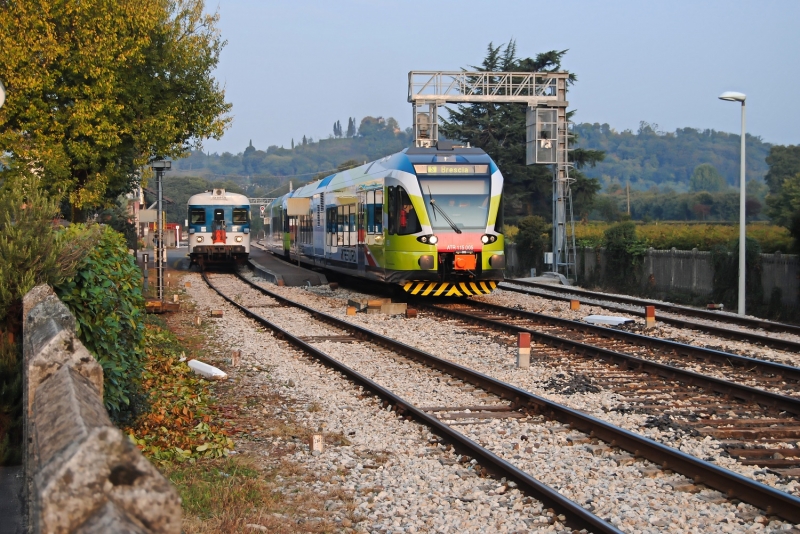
<box><xmin>574</xmin><ymin>248</ymin><xmax>799</xmax><ymax>307</ymax></box>
<box><xmin>22</xmin><ymin>286</ymin><xmax>181</xmax><ymax>534</ymax></box>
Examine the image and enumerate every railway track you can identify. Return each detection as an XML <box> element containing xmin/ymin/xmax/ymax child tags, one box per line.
<box><xmin>500</xmin><ymin>279</ymin><xmax>800</xmax><ymax>352</ymax></box>
<box><xmin>202</xmin><ymin>270</ymin><xmax>800</xmax><ymax>526</ymax></box>
<box><xmin>418</xmin><ymin>299</ymin><xmax>800</xmax><ymax>476</ymax></box>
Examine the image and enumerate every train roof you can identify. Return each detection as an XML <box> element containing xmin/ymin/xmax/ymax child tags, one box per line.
<box><xmin>283</xmin><ymin>146</ymin><xmax>497</xmax><ymax>201</ymax></box>
<box><xmin>187</xmin><ymin>189</ymin><xmax>250</xmax><ymax>206</ymax></box>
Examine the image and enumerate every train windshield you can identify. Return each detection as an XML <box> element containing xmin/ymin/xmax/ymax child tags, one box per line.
<box><xmin>418</xmin><ymin>177</ymin><xmax>490</xmax><ymax>231</ymax></box>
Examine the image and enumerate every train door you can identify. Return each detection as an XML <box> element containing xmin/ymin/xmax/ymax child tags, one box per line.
<box><xmin>357</xmin><ymin>191</ymin><xmax>366</xmax><ymax>276</ymax></box>
<box><xmin>282</xmin><ymin>204</ymin><xmax>291</xmax><ymax>258</ymax></box>
<box><xmin>324</xmin><ymin>202</ymin><xmax>337</xmax><ymax>262</ymax></box>
<box><xmin>313</xmin><ymin>193</ymin><xmax>325</xmax><ymax>264</ymax></box>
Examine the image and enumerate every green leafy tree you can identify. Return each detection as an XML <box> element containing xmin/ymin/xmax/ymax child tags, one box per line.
<box><xmin>439</xmin><ymin>41</ymin><xmax>603</xmax><ymax>222</ymax></box>
<box><xmin>0</xmin><ymin>0</ymin><xmax>231</xmax><ymax>217</ymax></box>
<box><xmin>764</xmin><ymin>145</ymin><xmax>800</xmax><ymax>251</ymax></box>
<box><xmin>689</xmin><ymin>164</ymin><xmax>727</xmax><ymax>192</ymax></box>
<box><xmin>0</xmin><ymin>177</ymin><xmax>97</xmax><ymax>465</ymax></box>
<box><xmin>347</xmin><ymin>117</ymin><xmax>356</xmax><ymax>138</ymax></box>
<box><xmin>764</xmin><ymin>145</ymin><xmax>800</xmax><ymax>194</ymax></box>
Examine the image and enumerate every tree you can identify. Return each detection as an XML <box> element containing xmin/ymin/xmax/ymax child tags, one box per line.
<box><xmin>764</xmin><ymin>145</ymin><xmax>800</xmax><ymax>251</ymax></box>
<box><xmin>764</xmin><ymin>145</ymin><xmax>800</xmax><ymax>194</ymax></box>
<box><xmin>0</xmin><ymin>0</ymin><xmax>231</xmax><ymax>218</ymax></box>
<box><xmin>242</xmin><ymin>140</ymin><xmax>257</xmax><ymax>174</ymax></box>
<box><xmin>346</xmin><ymin>117</ymin><xmax>356</xmax><ymax>138</ymax></box>
<box><xmin>689</xmin><ymin>164</ymin><xmax>727</xmax><ymax>192</ymax></box>
<box><xmin>439</xmin><ymin>41</ymin><xmax>602</xmax><ymax>223</ymax></box>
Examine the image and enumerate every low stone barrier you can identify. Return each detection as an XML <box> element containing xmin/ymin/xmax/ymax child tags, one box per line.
<box><xmin>22</xmin><ymin>285</ymin><xmax>181</xmax><ymax>533</ymax></box>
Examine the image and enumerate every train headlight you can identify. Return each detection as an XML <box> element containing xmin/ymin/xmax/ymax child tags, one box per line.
<box><xmin>416</xmin><ymin>234</ymin><xmax>438</xmax><ymax>245</ymax></box>
<box><xmin>481</xmin><ymin>234</ymin><xmax>497</xmax><ymax>244</ymax></box>
<box><xmin>235</xmin><ymin>236</ymin><xmax>243</xmax><ymax>242</ymax></box>
<box><xmin>196</xmin><ymin>236</ymin><xmax>204</xmax><ymax>243</ymax></box>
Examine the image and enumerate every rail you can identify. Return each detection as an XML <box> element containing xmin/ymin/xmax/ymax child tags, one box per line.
<box><xmin>202</xmin><ymin>271</ymin><xmax>621</xmax><ymax>533</ymax></box>
<box><xmin>222</xmin><ymin>271</ymin><xmax>800</xmax><ymax>524</ymax></box>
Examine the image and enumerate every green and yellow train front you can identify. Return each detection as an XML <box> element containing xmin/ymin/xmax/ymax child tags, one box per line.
<box><xmin>384</xmin><ymin>160</ymin><xmax>504</xmax><ymax>297</ymax></box>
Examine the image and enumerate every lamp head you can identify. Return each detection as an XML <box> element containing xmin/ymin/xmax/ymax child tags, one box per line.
<box><xmin>719</xmin><ymin>91</ymin><xmax>746</xmax><ymax>103</ymax></box>
<box><xmin>150</xmin><ymin>160</ymin><xmax>172</xmax><ymax>170</ymax></box>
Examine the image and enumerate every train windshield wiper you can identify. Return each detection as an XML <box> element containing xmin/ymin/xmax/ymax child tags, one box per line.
<box><xmin>427</xmin><ymin>187</ymin><xmax>462</xmax><ymax>234</ymax></box>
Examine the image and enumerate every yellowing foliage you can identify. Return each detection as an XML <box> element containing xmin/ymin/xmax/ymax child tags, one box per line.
<box><xmin>0</xmin><ymin>0</ymin><xmax>231</xmax><ymax>212</ymax></box>
<box><xmin>574</xmin><ymin>222</ymin><xmax>793</xmax><ymax>253</ymax></box>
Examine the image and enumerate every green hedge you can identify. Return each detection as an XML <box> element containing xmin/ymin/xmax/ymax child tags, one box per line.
<box><xmin>56</xmin><ymin>225</ymin><xmax>146</xmax><ymax>425</ymax></box>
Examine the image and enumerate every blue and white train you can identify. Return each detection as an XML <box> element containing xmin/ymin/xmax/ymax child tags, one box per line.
<box><xmin>187</xmin><ymin>189</ymin><xmax>251</xmax><ymax>266</ymax></box>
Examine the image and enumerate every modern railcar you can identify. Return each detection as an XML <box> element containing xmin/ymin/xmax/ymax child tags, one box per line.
<box><xmin>187</xmin><ymin>189</ymin><xmax>251</xmax><ymax>266</ymax></box>
<box><xmin>265</xmin><ymin>144</ymin><xmax>505</xmax><ymax>296</ymax></box>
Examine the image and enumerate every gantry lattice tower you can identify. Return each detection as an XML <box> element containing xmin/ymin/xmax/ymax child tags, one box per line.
<box><xmin>408</xmin><ymin>71</ymin><xmax>576</xmax><ymax>279</ymax></box>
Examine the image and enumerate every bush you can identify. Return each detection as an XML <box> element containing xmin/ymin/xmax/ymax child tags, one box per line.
<box><xmin>56</xmin><ymin>225</ymin><xmax>146</xmax><ymax>425</ymax></box>
<box><xmin>0</xmin><ymin>177</ymin><xmax>95</xmax><ymax>465</ymax></box>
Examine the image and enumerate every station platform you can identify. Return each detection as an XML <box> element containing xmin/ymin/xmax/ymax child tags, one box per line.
<box><xmin>249</xmin><ymin>243</ymin><xmax>328</xmax><ymax>287</ymax></box>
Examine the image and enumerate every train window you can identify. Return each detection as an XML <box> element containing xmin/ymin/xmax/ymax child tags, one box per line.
<box><xmin>189</xmin><ymin>208</ymin><xmax>206</xmax><ymax>224</ymax></box>
<box><xmin>298</xmin><ymin>215</ymin><xmax>311</xmax><ymax>244</ymax></box>
<box><xmin>337</xmin><ymin>206</ymin><xmax>346</xmax><ymax>246</ymax></box>
<box><xmin>392</xmin><ymin>187</ymin><xmax>420</xmax><ymax>236</ymax></box>
<box><xmin>365</xmin><ymin>190</ymin><xmax>384</xmax><ymax>235</ymax></box>
<box><xmin>233</xmin><ymin>208</ymin><xmax>248</xmax><ymax>224</ymax></box>
<box><xmin>213</xmin><ymin>209</ymin><xmax>226</xmax><ymax>231</ymax></box>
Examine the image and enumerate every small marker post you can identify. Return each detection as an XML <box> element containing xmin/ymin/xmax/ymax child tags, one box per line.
<box><xmin>311</xmin><ymin>434</ymin><xmax>324</xmax><ymax>454</ymax></box>
<box><xmin>517</xmin><ymin>332</ymin><xmax>531</xmax><ymax>369</ymax></box>
<box><xmin>645</xmin><ymin>305</ymin><xmax>656</xmax><ymax>329</ymax></box>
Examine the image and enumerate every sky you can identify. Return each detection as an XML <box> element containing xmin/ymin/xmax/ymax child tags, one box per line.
<box><xmin>202</xmin><ymin>0</ymin><xmax>800</xmax><ymax>156</ymax></box>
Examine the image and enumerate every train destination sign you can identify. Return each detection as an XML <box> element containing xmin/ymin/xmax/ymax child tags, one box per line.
<box><xmin>413</xmin><ymin>164</ymin><xmax>489</xmax><ymax>175</ymax></box>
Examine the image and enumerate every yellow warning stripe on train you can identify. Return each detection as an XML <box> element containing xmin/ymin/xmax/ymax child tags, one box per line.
<box><xmin>402</xmin><ymin>281</ymin><xmax>497</xmax><ymax>296</ymax></box>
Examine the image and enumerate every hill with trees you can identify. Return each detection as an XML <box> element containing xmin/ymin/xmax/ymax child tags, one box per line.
<box><xmin>574</xmin><ymin>122</ymin><xmax>771</xmax><ymax>193</ymax></box>
<box><xmin>171</xmin><ymin>116</ymin><xmax>414</xmax><ymax>196</ymax></box>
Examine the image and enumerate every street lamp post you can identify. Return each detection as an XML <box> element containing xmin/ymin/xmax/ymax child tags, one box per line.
<box><xmin>150</xmin><ymin>160</ymin><xmax>172</xmax><ymax>301</ymax></box>
<box><xmin>718</xmin><ymin>91</ymin><xmax>747</xmax><ymax>316</ymax></box>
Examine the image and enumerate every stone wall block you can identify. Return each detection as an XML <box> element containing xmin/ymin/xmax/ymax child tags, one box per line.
<box><xmin>73</xmin><ymin>501</ymin><xmax>150</xmax><ymax>534</ymax></box>
<box><xmin>32</xmin><ymin>365</ymin><xmax>181</xmax><ymax>534</ymax></box>
<box><xmin>24</xmin><ymin>317</ymin><xmax>103</xmax><ymax>418</ymax></box>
